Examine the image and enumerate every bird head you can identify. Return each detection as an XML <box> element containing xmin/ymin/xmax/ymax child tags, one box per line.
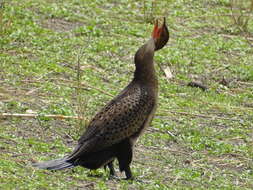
<box><xmin>152</xmin><ymin>17</ymin><xmax>169</xmax><ymax>51</ymax></box>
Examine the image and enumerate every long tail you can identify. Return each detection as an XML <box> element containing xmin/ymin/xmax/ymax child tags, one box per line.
<box><xmin>32</xmin><ymin>157</ymin><xmax>75</xmax><ymax>170</ymax></box>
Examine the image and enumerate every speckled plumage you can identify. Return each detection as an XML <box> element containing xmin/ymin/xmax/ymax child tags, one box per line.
<box><xmin>32</xmin><ymin>18</ymin><xmax>169</xmax><ymax>180</ymax></box>
<box><xmin>71</xmin><ymin>83</ymin><xmax>156</xmax><ymax>154</ymax></box>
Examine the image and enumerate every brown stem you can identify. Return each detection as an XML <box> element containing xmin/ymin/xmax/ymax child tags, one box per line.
<box><xmin>0</xmin><ymin>113</ymin><xmax>84</xmax><ymax>120</ymax></box>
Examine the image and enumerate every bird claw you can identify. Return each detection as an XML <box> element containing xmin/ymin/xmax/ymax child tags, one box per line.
<box><xmin>108</xmin><ymin>175</ymin><xmax>120</xmax><ymax>181</ymax></box>
<box><xmin>124</xmin><ymin>176</ymin><xmax>147</xmax><ymax>183</ymax></box>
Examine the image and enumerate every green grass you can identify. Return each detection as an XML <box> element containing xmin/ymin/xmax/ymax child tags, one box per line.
<box><xmin>1</xmin><ymin>0</ymin><xmax>253</xmax><ymax>189</ymax></box>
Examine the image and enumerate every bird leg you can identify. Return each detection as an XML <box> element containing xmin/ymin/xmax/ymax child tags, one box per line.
<box><xmin>107</xmin><ymin>161</ymin><xmax>116</xmax><ymax>177</ymax></box>
<box><xmin>124</xmin><ymin>165</ymin><xmax>133</xmax><ymax>180</ymax></box>
<box><xmin>125</xmin><ymin>165</ymin><xmax>146</xmax><ymax>183</ymax></box>
<box><xmin>117</xmin><ymin>139</ymin><xmax>134</xmax><ymax>180</ymax></box>
<box><xmin>103</xmin><ymin>160</ymin><xmax>117</xmax><ymax>179</ymax></box>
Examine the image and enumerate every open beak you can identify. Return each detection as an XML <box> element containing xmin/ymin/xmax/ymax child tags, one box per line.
<box><xmin>152</xmin><ymin>17</ymin><xmax>167</xmax><ymax>40</ymax></box>
<box><xmin>152</xmin><ymin>17</ymin><xmax>169</xmax><ymax>50</ymax></box>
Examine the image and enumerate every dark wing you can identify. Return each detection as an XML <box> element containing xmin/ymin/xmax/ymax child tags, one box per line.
<box><xmin>67</xmin><ymin>83</ymin><xmax>155</xmax><ymax>160</ymax></box>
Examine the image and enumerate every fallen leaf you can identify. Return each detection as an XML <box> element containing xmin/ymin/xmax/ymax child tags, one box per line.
<box><xmin>164</xmin><ymin>66</ymin><xmax>173</xmax><ymax>79</ymax></box>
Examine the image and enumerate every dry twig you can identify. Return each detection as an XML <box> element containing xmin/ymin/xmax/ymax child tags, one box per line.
<box><xmin>24</xmin><ymin>78</ymin><xmax>115</xmax><ymax>98</ymax></box>
<box><xmin>0</xmin><ymin>113</ymin><xmax>84</xmax><ymax>120</ymax></box>
<box><xmin>158</xmin><ymin>111</ymin><xmax>241</xmax><ymax>121</ymax></box>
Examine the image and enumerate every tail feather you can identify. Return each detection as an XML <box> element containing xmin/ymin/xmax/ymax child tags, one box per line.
<box><xmin>32</xmin><ymin>158</ymin><xmax>75</xmax><ymax>170</ymax></box>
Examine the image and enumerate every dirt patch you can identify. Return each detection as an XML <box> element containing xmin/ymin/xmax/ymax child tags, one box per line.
<box><xmin>205</xmin><ymin>154</ymin><xmax>250</xmax><ymax>172</ymax></box>
<box><xmin>40</xmin><ymin>18</ymin><xmax>84</xmax><ymax>32</ymax></box>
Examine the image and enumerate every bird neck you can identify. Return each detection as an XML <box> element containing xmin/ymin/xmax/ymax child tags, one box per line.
<box><xmin>134</xmin><ymin>63</ymin><xmax>157</xmax><ymax>86</ymax></box>
<box><xmin>133</xmin><ymin>39</ymin><xmax>158</xmax><ymax>87</ymax></box>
